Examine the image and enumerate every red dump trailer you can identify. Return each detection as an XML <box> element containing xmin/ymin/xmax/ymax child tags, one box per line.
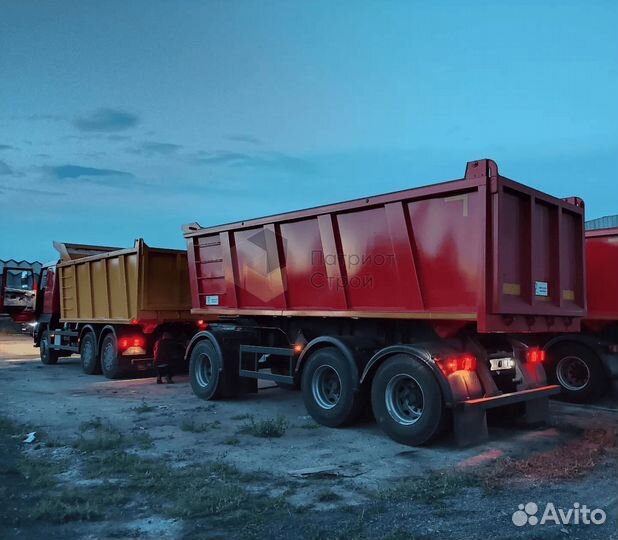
<box><xmin>182</xmin><ymin>159</ymin><xmax>585</xmax><ymax>446</ymax></box>
<box><xmin>545</xmin><ymin>227</ymin><xmax>618</xmax><ymax>401</ymax></box>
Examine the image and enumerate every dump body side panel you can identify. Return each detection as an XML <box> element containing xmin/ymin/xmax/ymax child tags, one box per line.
<box><xmin>585</xmin><ymin>228</ymin><xmax>618</xmax><ymax>320</ymax></box>
<box><xmin>185</xmin><ymin>160</ymin><xmax>584</xmax><ymax>332</ymax></box>
<box><xmin>187</xmin><ymin>181</ymin><xmax>485</xmax><ymax>320</ymax></box>
<box><xmin>59</xmin><ymin>241</ymin><xmax>192</xmax><ymax>324</ymax></box>
<box><xmin>60</xmin><ymin>247</ymin><xmax>139</xmax><ymax>322</ymax></box>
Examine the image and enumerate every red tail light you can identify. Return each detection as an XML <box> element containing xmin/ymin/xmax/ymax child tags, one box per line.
<box><xmin>119</xmin><ymin>336</ymin><xmax>145</xmax><ymax>350</ymax></box>
<box><xmin>527</xmin><ymin>347</ymin><xmax>545</xmax><ymax>363</ymax></box>
<box><xmin>436</xmin><ymin>353</ymin><xmax>477</xmax><ymax>377</ymax></box>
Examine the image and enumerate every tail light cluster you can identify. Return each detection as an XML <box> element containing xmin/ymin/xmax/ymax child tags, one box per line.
<box><xmin>527</xmin><ymin>347</ymin><xmax>546</xmax><ymax>364</ymax></box>
<box><xmin>436</xmin><ymin>353</ymin><xmax>477</xmax><ymax>377</ymax></box>
<box><xmin>119</xmin><ymin>336</ymin><xmax>145</xmax><ymax>350</ymax></box>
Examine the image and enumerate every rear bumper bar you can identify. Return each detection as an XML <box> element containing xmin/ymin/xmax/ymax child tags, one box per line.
<box><xmin>456</xmin><ymin>384</ymin><xmax>560</xmax><ymax>410</ymax></box>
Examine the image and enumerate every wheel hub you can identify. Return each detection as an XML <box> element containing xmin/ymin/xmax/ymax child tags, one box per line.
<box><xmin>195</xmin><ymin>353</ymin><xmax>213</xmax><ymax>388</ymax></box>
<box><xmin>312</xmin><ymin>365</ymin><xmax>342</xmax><ymax>410</ymax></box>
<box><xmin>557</xmin><ymin>356</ymin><xmax>590</xmax><ymax>391</ymax></box>
<box><xmin>385</xmin><ymin>374</ymin><xmax>424</xmax><ymax>425</ymax></box>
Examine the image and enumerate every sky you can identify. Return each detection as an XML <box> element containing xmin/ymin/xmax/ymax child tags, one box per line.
<box><xmin>1</xmin><ymin>0</ymin><xmax>617</xmax><ymax>262</ymax></box>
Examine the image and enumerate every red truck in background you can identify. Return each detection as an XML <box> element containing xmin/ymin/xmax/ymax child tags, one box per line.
<box><xmin>182</xmin><ymin>159</ymin><xmax>585</xmax><ymax>446</ymax></box>
<box><xmin>545</xmin><ymin>226</ymin><xmax>618</xmax><ymax>401</ymax></box>
<box><xmin>0</xmin><ymin>266</ymin><xmax>38</xmax><ymax>328</ymax></box>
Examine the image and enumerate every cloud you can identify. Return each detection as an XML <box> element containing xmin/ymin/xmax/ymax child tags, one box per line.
<box><xmin>227</xmin><ymin>134</ymin><xmax>262</xmax><ymax>145</ymax></box>
<box><xmin>0</xmin><ymin>144</ymin><xmax>13</xmax><ymax>151</ymax></box>
<box><xmin>73</xmin><ymin>108</ymin><xmax>139</xmax><ymax>132</ymax></box>
<box><xmin>0</xmin><ymin>184</ymin><xmax>64</xmax><ymax>197</ymax></box>
<box><xmin>195</xmin><ymin>151</ymin><xmax>314</xmax><ymax>175</ymax></box>
<box><xmin>47</xmin><ymin>164</ymin><xmax>135</xmax><ymax>183</ymax></box>
<box><xmin>0</xmin><ymin>160</ymin><xmax>13</xmax><ymax>175</ymax></box>
<box><xmin>130</xmin><ymin>141</ymin><xmax>182</xmax><ymax>155</ymax></box>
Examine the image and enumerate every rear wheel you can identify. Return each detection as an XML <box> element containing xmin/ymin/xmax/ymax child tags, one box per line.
<box><xmin>80</xmin><ymin>332</ymin><xmax>101</xmax><ymax>375</ymax></box>
<box><xmin>40</xmin><ymin>329</ymin><xmax>60</xmax><ymax>365</ymax></box>
<box><xmin>547</xmin><ymin>343</ymin><xmax>608</xmax><ymax>403</ymax></box>
<box><xmin>189</xmin><ymin>340</ymin><xmax>223</xmax><ymax>400</ymax></box>
<box><xmin>371</xmin><ymin>354</ymin><xmax>444</xmax><ymax>446</ymax></box>
<box><xmin>301</xmin><ymin>347</ymin><xmax>362</xmax><ymax>427</ymax></box>
<box><xmin>101</xmin><ymin>334</ymin><xmax>123</xmax><ymax>379</ymax></box>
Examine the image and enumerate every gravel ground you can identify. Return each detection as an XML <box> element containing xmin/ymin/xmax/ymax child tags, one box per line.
<box><xmin>0</xmin><ymin>334</ymin><xmax>616</xmax><ymax>540</ymax></box>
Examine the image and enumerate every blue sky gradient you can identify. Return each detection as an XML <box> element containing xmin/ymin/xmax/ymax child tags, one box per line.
<box><xmin>1</xmin><ymin>0</ymin><xmax>617</xmax><ymax>261</ymax></box>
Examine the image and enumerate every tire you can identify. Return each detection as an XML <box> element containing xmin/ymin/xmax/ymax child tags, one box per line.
<box><xmin>301</xmin><ymin>347</ymin><xmax>362</xmax><ymax>427</ymax></box>
<box><xmin>100</xmin><ymin>334</ymin><xmax>123</xmax><ymax>379</ymax></box>
<box><xmin>40</xmin><ymin>329</ymin><xmax>60</xmax><ymax>365</ymax></box>
<box><xmin>189</xmin><ymin>340</ymin><xmax>223</xmax><ymax>400</ymax></box>
<box><xmin>80</xmin><ymin>332</ymin><xmax>101</xmax><ymax>375</ymax></box>
<box><xmin>371</xmin><ymin>354</ymin><xmax>444</xmax><ymax>446</ymax></box>
<box><xmin>547</xmin><ymin>343</ymin><xmax>608</xmax><ymax>403</ymax></box>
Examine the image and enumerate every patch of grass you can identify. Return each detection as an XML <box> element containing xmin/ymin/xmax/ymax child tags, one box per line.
<box><xmin>379</xmin><ymin>470</ymin><xmax>479</xmax><ymax>506</ymax></box>
<box><xmin>17</xmin><ymin>457</ymin><xmax>64</xmax><ymax>488</ymax></box>
<box><xmin>79</xmin><ymin>417</ymin><xmax>104</xmax><ymax>432</ymax></box>
<box><xmin>29</xmin><ymin>485</ymin><xmax>128</xmax><ymax>523</ymax></box>
<box><xmin>317</xmin><ymin>490</ymin><xmax>342</xmax><ymax>503</ymax></box>
<box><xmin>180</xmin><ymin>418</ymin><xmax>221</xmax><ymax>433</ymax></box>
<box><xmin>134</xmin><ymin>431</ymin><xmax>154</xmax><ymax>449</ymax></box>
<box><xmin>238</xmin><ymin>416</ymin><xmax>288</xmax><ymax>438</ymax></box>
<box><xmin>132</xmin><ymin>400</ymin><xmax>156</xmax><ymax>413</ymax></box>
<box><xmin>230</xmin><ymin>413</ymin><xmax>253</xmax><ymax>421</ymax></box>
<box><xmin>223</xmin><ymin>436</ymin><xmax>241</xmax><ymax>446</ymax></box>
<box><xmin>300</xmin><ymin>422</ymin><xmax>320</xmax><ymax>430</ymax></box>
<box><xmin>74</xmin><ymin>421</ymin><xmax>124</xmax><ymax>452</ymax></box>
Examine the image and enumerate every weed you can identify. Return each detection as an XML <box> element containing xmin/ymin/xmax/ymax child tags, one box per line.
<box><xmin>17</xmin><ymin>457</ymin><xmax>64</xmax><ymax>488</ymax></box>
<box><xmin>238</xmin><ymin>416</ymin><xmax>288</xmax><ymax>438</ymax></box>
<box><xmin>223</xmin><ymin>436</ymin><xmax>241</xmax><ymax>446</ymax></box>
<box><xmin>317</xmin><ymin>490</ymin><xmax>342</xmax><ymax>503</ymax></box>
<box><xmin>29</xmin><ymin>485</ymin><xmax>128</xmax><ymax>523</ymax></box>
<box><xmin>79</xmin><ymin>417</ymin><xmax>104</xmax><ymax>432</ymax></box>
<box><xmin>133</xmin><ymin>400</ymin><xmax>156</xmax><ymax>414</ymax></box>
<box><xmin>230</xmin><ymin>413</ymin><xmax>253</xmax><ymax>421</ymax></box>
<box><xmin>134</xmin><ymin>431</ymin><xmax>154</xmax><ymax>449</ymax></box>
<box><xmin>378</xmin><ymin>470</ymin><xmax>479</xmax><ymax>506</ymax></box>
<box><xmin>180</xmin><ymin>418</ymin><xmax>221</xmax><ymax>433</ymax></box>
<box><xmin>74</xmin><ymin>422</ymin><xmax>124</xmax><ymax>452</ymax></box>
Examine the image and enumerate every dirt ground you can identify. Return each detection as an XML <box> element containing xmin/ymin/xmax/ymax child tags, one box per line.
<box><xmin>0</xmin><ymin>334</ymin><xmax>617</xmax><ymax>540</ymax></box>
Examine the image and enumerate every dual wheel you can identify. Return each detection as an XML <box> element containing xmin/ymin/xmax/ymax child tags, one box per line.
<box><xmin>188</xmin><ymin>341</ymin><xmax>444</xmax><ymax>445</ymax></box>
<box><xmin>301</xmin><ymin>349</ymin><xmax>444</xmax><ymax>445</ymax></box>
<box><xmin>79</xmin><ymin>332</ymin><xmax>122</xmax><ymax>379</ymax></box>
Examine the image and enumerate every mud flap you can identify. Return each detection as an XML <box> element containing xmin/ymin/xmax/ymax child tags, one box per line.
<box><xmin>523</xmin><ymin>397</ymin><xmax>549</xmax><ymax>426</ymax></box>
<box><xmin>453</xmin><ymin>407</ymin><xmax>488</xmax><ymax>447</ymax></box>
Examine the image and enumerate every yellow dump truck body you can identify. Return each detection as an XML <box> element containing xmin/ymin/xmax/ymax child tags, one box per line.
<box><xmin>57</xmin><ymin>239</ymin><xmax>191</xmax><ymax>324</ymax></box>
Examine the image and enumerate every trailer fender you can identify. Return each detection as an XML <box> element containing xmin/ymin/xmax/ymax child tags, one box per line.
<box><xmin>184</xmin><ymin>330</ymin><xmax>224</xmax><ymax>373</ymax></box>
<box><xmin>360</xmin><ymin>345</ymin><xmax>454</xmax><ymax>406</ymax></box>
<box><xmin>296</xmin><ymin>337</ymin><xmax>361</xmax><ymax>390</ymax></box>
<box><xmin>544</xmin><ymin>334</ymin><xmax>605</xmax><ymax>357</ymax></box>
<box><xmin>78</xmin><ymin>324</ymin><xmax>97</xmax><ymax>344</ymax></box>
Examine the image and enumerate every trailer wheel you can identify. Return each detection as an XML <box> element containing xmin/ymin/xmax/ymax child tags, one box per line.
<box><xmin>40</xmin><ymin>329</ymin><xmax>60</xmax><ymax>365</ymax></box>
<box><xmin>301</xmin><ymin>347</ymin><xmax>362</xmax><ymax>427</ymax></box>
<box><xmin>101</xmin><ymin>334</ymin><xmax>123</xmax><ymax>380</ymax></box>
<box><xmin>371</xmin><ymin>354</ymin><xmax>444</xmax><ymax>446</ymax></box>
<box><xmin>80</xmin><ymin>332</ymin><xmax>101</xmax><ymax>375</ymax></box>
<box><xmin>547</xmin><ymin>343</ymin><xmax>608</xmax><ymax>403</ymax></box>
<box><xmin>189</xmin><ymin>340</ymin><xmax>223</xmax><ymax>400</ymax></box>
